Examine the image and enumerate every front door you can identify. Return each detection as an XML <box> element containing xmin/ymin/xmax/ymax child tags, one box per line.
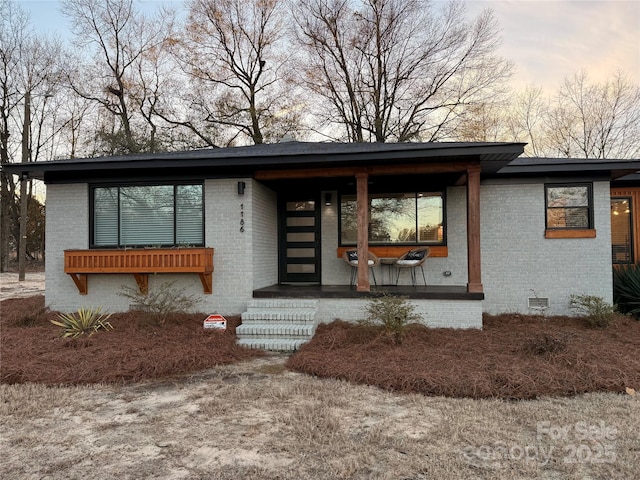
<box><xmin>279</xmin><ymin>195</ymin><xmax>321</xmax><ymax>283</ymax></box>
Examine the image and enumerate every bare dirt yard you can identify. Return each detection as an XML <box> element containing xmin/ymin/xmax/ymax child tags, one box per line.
<box><xmin>1</xmin><ymin>282</ymin><xmax>639</xmax><ymax>479</ymax></box>
<box><xmin>0</xmin><ymin>271</ymin><xmax>45</xmax><ymax>301</ymax></box>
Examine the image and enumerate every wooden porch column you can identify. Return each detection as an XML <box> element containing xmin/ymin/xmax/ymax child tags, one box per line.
<box><xmin>466</xmin><ymin>165</ymin><xmax>483</xmax><ymax>293</ymax></box>
<box><xmin>356</xmin><ymin>171</ymin><xmax>370</xmax><ymax>292</ymax></box>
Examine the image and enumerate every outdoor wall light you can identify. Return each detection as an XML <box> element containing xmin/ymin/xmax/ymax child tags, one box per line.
<box><xmin>325</xmin><ymin>193</ymin><xmax>332</xmax><ymax>206</ymax></box>
<box><xmin>237</xmin><ymin>181</ymin><xmax>246</xmax><ymax>195</ymax></box>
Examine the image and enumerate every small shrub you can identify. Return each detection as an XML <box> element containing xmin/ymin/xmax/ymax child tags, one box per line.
<box><xmin>10</xmin><ymin>306</ymin><xmax>49</xmax><ymax>327</ymax></box>
<box><xmin>361</xmin><ymin>293</ymin><xmax>421</xmax><ymax>344</ymax></box>
<box><xmin>119</xmin><ymin>280</ymin><xmax>202</xmax><ymax>325</ymax></box>
<box><xmin>524</xmin><ymin>333</ymin><xmax>569</xmax><ymax>355</ymax></box>
<box><xmin>569</xmin><ymin>294</ymin><xmax>616</xmax><ymax>329</ymax></box>
<box><xmin>50</xmin><ymin>307</ymin><xmax>113</xmax><ymax>338</ymax></box>
<box><xmin>613</xmin><ymin>264</ymin><xmax>640</xmax><ymax>318</ymax></box>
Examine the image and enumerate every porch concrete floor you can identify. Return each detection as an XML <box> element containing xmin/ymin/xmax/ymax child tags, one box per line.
<box><xmin>253</xmin><ymin>284</ymin><xmax>484</xmax><ymax>300</ymax></box>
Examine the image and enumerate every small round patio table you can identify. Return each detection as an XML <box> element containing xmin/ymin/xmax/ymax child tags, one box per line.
<box><xmin>379</xmin><ymin>257</ymin><xmax>398</xmax><ymax>286</ymax></box>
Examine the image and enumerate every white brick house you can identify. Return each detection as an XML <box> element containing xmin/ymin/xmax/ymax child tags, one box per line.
<box><xmin>6</xmin><ymin>142</ymin><xmax>639</xmax><ymax>347</ymax></box>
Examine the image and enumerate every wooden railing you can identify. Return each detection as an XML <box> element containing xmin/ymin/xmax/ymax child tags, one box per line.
<box><xmin>64</xmin><ymin>248</ymin><xmax>214</xmax><ymax>295</ymax></box>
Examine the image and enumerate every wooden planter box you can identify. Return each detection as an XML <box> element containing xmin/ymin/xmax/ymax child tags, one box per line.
<box><xmin>64</xmin><ymin>248</ymin><xmax>214</xmax><ymax>295</ymax></box>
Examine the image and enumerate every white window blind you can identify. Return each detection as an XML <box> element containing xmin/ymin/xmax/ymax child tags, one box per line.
<box><xmin>120</xmin><ymin>186</ymin><xmax>174</xmax><ymax>246</ymax></box>
<box><xmin>93</xmin><ymin>184</ymin><xmax>204</xmax><ymax>247</ymax></box>
<box><xmin>94</xmin><ymin>187</ymin><xmax>118</xmax><ymax>246</ymax></box>
<box><xmin>176</xmin><ymin>185</ymin><xmax>203</xmax><ymax>245</ymax></box>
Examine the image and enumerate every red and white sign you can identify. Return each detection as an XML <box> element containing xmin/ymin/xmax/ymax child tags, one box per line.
<box><xmin>203</xmin><ymin>314</ymin><xmax>227</xmax><ymax>330</ymax></box>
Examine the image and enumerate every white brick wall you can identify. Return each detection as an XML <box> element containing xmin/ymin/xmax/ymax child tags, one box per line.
<box><xmin>203</xmin><ymin>178</ymin><xmax>254</xmax><ymax>315</ymax></box>
<box><xmin>45</xmin><ymin>179</ymin><xmax>264</xmax><ymax>316</ymax></box>
<box><xmin>251</xmin><ymin>181</ymin><xmax>278</xmax><ymax>289</ymax></box>
<box><xmin>43</xmin><ymin>177</ymin><xmax>614</xmax><ymax>323</ymax></box>
<box><xmin>320</xmin><ymin>191</ymin><xmax>349</xmax><ymax>284</ymax></box>
<box><xmin>45</xmin><ymin>184</ymin><xmax>160</xmax><ymax>312</ymax></box>
<box><xmin>424</xmin><ymin>186</ymin><xmax>468</xmax><ymax>285</ymax></box>
<box><xmin>45</xmin><ymin>184</ymin><xmax>90</xmax><ymax>311</ymax></box>
<box><xmin>317</xmin><ymin>298</ymin><xmax>482</xmax><ymax>328</ymax></box>
<box><xmin>481</xmin><ymin>180</ymin><xmax>612</xmax><ymax>315</ymax></box>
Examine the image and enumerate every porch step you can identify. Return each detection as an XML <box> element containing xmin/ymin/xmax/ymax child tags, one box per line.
<box><xmin>236</xmin><ymin>338</ymin><xmax>309</xmax><ymax>352</ymax></box>
<box><xmin>236</xmin><ymin>299</ymin><xmax>319</xmax><ymax>352</ymax></box>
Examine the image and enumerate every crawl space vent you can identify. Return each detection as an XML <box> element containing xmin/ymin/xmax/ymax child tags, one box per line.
<box><xmin>528</xmin><ymin>297</ymin><xmax>549</xmax><ymax>309</ymax></box>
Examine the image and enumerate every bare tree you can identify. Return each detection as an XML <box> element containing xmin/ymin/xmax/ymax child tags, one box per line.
<box><xmin>0</xmin><ymin>0</ymin><xmax>28</xmax><ymax>270</ymax></box>
<box><xmin>0</xmin><ymin>0</ymin><xmax>65</xmax><ymax>271</ymax></box>
<box><xmin>52</xmin><ymin>89</ymin><xmax>95</xmax><ymax>159</ymax></box>
<box><xmin>455</xmin><ymin>102</ymin><xmax>506</xmax><ymax>143</ymax></box>
<box><xmin>293</xmin><ymin>0</ymin><xmax>512</xmax><ymax>142</ymax></box>
<box><xmin>165</xmin><ymin>0</ymin><xmax>300</xmax><ymax>146</ymax></box>
<box><xmin>545</xmin><ymin>71</ymin><xmax>640</xmax><ymax>159</ymax></box>
<box><xmin>61</xmin><ymin>0</ymin><xmax>175</xmax><ymax>154</ymax></box>
<box><xmin>503</xmin><ymin>85</ymin><xmax>549</xmax><ymax>157</ymax></box>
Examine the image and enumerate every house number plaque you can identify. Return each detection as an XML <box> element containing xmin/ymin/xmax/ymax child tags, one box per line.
<box><xmin>240</xmin><ymin>203</ymin><xmax>245</xmax><ymax>232</ymax></box>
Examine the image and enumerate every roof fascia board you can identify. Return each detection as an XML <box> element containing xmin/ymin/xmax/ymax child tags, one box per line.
<box><xmin>3</xmin><ymin>142</ymin><xmax>526</xmax><ymax>181</ymax></box>
<box><xmin>483</xmin><ymin>174</ymin><xmax>611</xmax><ymax>185</ymax></box>
<box><xmin>499</xmin><ymin>163</ymin><xmax>640</xmax><ymax>176</ymax></box>
<box><xmin>255</xmin><ymin>161</ymin><xmax>479</xmax><ymax>180</ymax></box>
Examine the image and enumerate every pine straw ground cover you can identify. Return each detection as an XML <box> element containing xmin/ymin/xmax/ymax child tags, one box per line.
<box><xmin>1</xmin><ymin>295</ymin><xmax>264</xmax><ymax>385</ymax></box>
<box><xmin>286</xmin><ymin>314</ymin><xmax>640</xmax><ymax>400</ymax></box>
<box><xmin>2</xmin><ymin>295</ymin><xmax>639</xmax><ymax>400</ymax></box>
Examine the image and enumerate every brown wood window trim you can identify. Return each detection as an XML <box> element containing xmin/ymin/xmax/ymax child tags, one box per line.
<box><xmin>337</xmin><ymin>245</ymin><xmax>448</xmax><ymax>258</ymax></box>
<box><xmin>544</xmin><ymin>229</ymin><xmax>596</xmax><ymax>239</ymax></box>
<box><xmin>64</xmin><ymin>248</ymin><xmax>214</xmax><ymax>295</ymax></box>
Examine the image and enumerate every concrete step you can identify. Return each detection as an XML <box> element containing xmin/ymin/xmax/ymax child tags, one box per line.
<box><xmin>236</xmin><ymin>323</ymin><xmax>316</xmax><ymax>338</ymax></box>
<box><xmin>237</xmin><ymin>338</ymin><xmax>308</xmax><ymax>352</ymax></box>
<box><xmin>246</xmin><ymin>299</ymin><xmax>319</xmax><ymax>310</ymax></box>
<box><xmin>241</xmin><ymin>309</ymin><xmax>317</xmax><ymax>324</ymax></box>
<box><xmin>236</xmin><ymin>299</ymin><xmax>319</xmax><ymax>352</ymax></box>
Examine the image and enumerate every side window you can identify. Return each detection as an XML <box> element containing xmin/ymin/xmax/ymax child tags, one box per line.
<box><xmin>545</xmin><ymin>184</ymin><xmax>593</xmax><ymax>230</ymax></box>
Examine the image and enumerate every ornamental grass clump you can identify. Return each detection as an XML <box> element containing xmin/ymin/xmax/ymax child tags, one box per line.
<box><xmin>361</xmin><ymin>293</ymin><xmax>422</xmax><ymax>344</ymax></box>
<box><xmin>50</xmin><ymin>307</ymin><xmax>113</xmax><ymax>338</ymax></box>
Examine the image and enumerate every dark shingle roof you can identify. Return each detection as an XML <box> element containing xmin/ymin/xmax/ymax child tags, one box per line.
<box><xmin>3</xmin><ymin>141</ymin><xmax>526</xmax><ymax>181</ymax></box>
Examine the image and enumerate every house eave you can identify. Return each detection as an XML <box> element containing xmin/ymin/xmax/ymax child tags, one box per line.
<box><xmin>2</xmin><ymin>141</ymin><xmax>526</xmax><ymax>182</ymax></box>
<box><xmin>498</xmin><ymin>157</ymin><xmax>640</xmax><ymax>180</ymax></box>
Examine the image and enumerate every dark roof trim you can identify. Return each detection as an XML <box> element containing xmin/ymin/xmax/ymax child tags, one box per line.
<box><xmin>2</xmin><ymin>141</ymin><xmax>526</xmax><ymax>181</ymax></box>
<box><xmin>499</xmin><ymin>157</ymin><xmax>640</xmax><ymax>178</ymax></box>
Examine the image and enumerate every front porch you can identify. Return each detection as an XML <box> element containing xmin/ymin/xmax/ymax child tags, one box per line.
<box><xmin>260</xmin><ymin>161</ymin><xmax>485</xmax><ymax>295</ymax></box>
<box><xmin>237</xmin><ymin>286</ymin><xmax>484</xmax><ymax>350</ymax></box>
<box><xmin>253</xmin><ymin>283</ymin><xmax>483</xmax><ymax>300</ymax></box>
<box><xmin>236</xmin><ymin>285</ymin><xmax>484</xmax><ymax>350</ymax></box>
<box><xmin>256</xmin><ymin>284</ymin><xmax>484</xmax><ymax>331</ymax></box>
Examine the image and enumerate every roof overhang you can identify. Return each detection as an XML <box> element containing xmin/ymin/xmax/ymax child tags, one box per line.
<box><xmin>2</xmin><ymin>141</ymin><xmax>526</xmax><ymax>183</ymax></box>
<box><xmin>498</xmin><ymin>157</ymin><xmax>640</xmax><ymax>180</ymax></box>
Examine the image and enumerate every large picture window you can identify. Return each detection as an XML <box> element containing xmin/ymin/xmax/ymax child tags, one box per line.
<box><xmin>545</xmin><ymin>183</ymin><xmax>593</xmax><ymax>229</ymax></box>
<box><xmin>91</xmin><ymin>183</ymin><xmax>204</xmax><ymax>248</ymax></box>
<box><xmin>340</xmin><ymin>192</ymin><xmax>444</xmax><ymax>245</ymax></box>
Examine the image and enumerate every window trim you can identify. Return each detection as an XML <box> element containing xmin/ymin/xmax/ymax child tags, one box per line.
<box><xmin>338</xmin><ymin>190</ymin><xmax>446</xmax><ymax>247</ymax></box>
<box><xmin>611</xmin><ymin>195</ymin><xmax>634</xmax><ymax>264</ymax></box>
<box><xmin>544</xmin><ymin>229</ymin><xmax>596</xmax><ymax>239</ymax></box>
<box><xmin>89</xmin><ymin>181</ymin><xmax>205</xmax><ymax>249</ymax></box>
<box><xmin>544</xmin><ymin>182</ymin><xmax>594</xmax><ymax>232</ymax></box>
